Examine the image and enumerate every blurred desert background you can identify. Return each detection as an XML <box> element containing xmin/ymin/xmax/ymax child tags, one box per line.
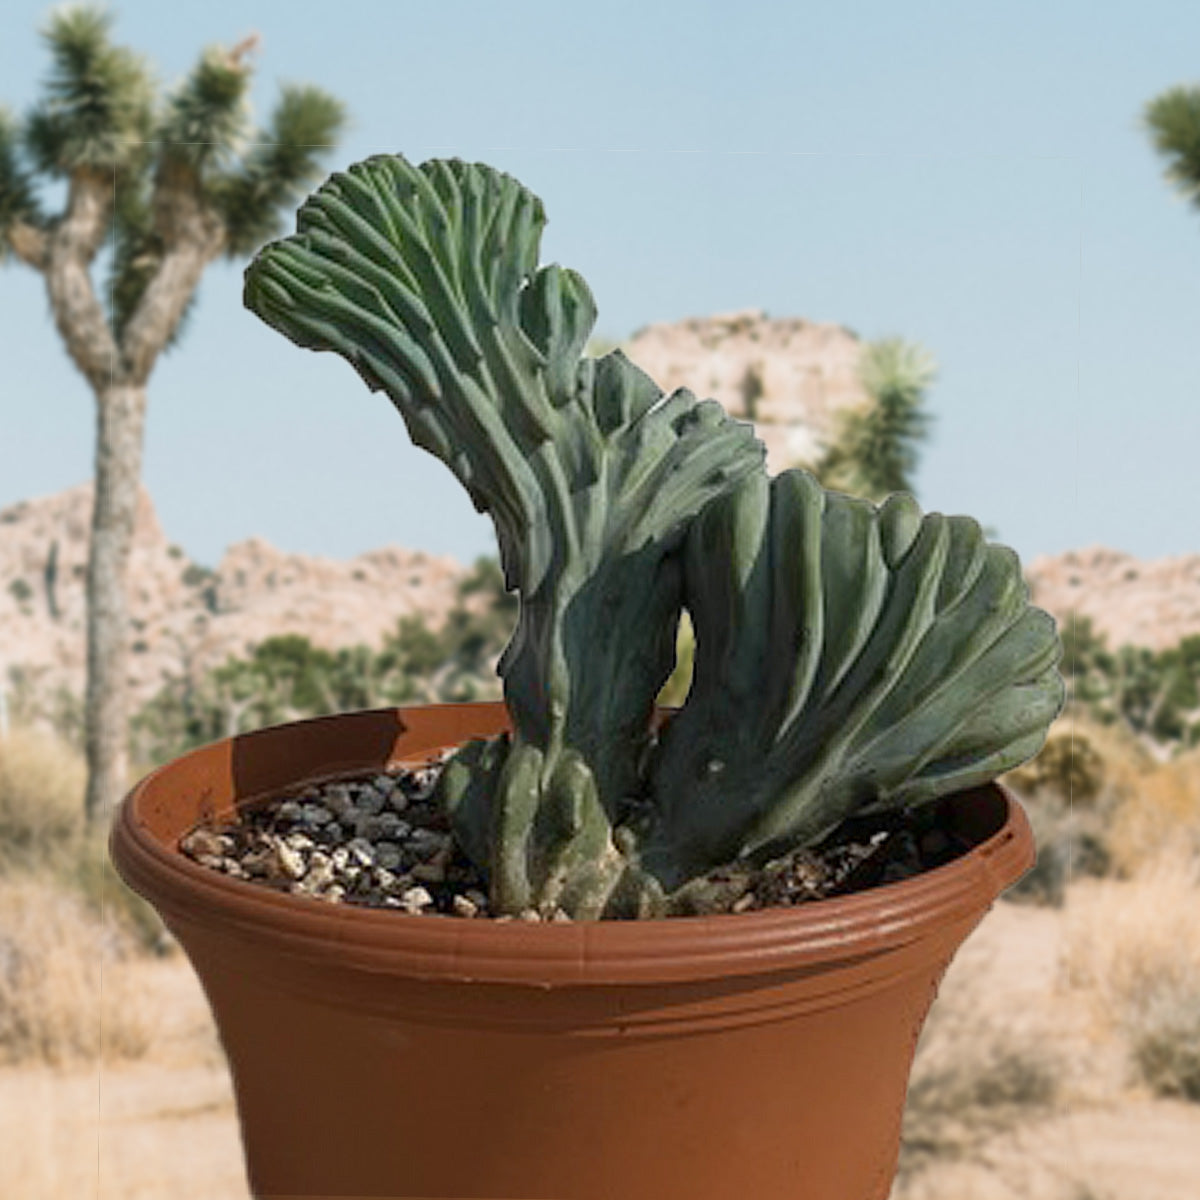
<box><xmin>5</xmin><ymin>1</ymin><xmax>1200</xmax><ymax>1195</ymax></box>
<box><xmin>3</xmin><ymin>311</ymin><xmax>1200</xmax><ymax>1199</ymax></box>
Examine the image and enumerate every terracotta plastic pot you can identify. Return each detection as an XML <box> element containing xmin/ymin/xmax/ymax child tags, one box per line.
<box><xmin>111</xmin><ymin>702</ymin><xmax>1034</xmax><ymax>1200</ymax></box>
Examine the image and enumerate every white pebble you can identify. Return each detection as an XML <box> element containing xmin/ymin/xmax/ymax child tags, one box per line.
<box><xmin>347</xmin><ymin>837</ymin><xmax>376</xmax><ymax>867</ymax></box>
<box><xmin>276</xmin><ymin>843</ymin><xmax>306</xmax><ymax>880</ymax></box>
<box><xmin>400</xmin><ymin>885</ymin><xmax>434</xmax><ymax>912</ymax></box>
<box><xmin>181</xmin><ymin>827</ymin><xmax>226</xmax><ymax>858</ymax></box>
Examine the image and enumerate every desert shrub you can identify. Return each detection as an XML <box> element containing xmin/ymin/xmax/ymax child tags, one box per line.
<box><xmin>0</xmin><ymin>724</ymin><xmax>169</xmax><ymax>951</ymax></box>
<box><xmin>1003</xmin><ymin>713</ymin><xmax>1160</xmax><ymax>905</ymax></box>
<box><xmin>0</xmin><ymin>877</ymin><xmax>152</xmax><ymax>1065</ymax></box>
<box><xmin>1107</xmin><ymin>749</ymin><xmax>1200</xmax><ymax>878</ymax></box>
<box><xmin>1005</xmin><ymin>795</ymin><xmax>1113</xmax><ymax>907</ymax></box>
<box><xmin>2</xmin><ymin>666</ymin><xmax>85</xmax><ymax>751</ymax></box>
<box><xmin>1005</xmin><ymin>725</ymin><xmax>1106</xmax><ymax>806</ymax></box>
<box><xmin>1061</xmin><ymin>856</ymin><xmax>1200</xmax><ymax>1101</ymax></box>
<box><xmin>133</xmin><ymin>558</ymin><xmax>515</xmax><ymax>765</ymax></box>
<box><xmin>1127</xmin><ymin>981</ymin><xmax>1200</xmax><ymax>1100</ymax></box>
<box><xmin>1061</xmin><ymin>617</ymin><xmax>1200</xmax><ymax>753</ymax></box>
<box><xmin>899</xmin><ymin>978</ymin><xmax>1060</xmax><ymax>1178</ymax></box>
<box><xmin>0</xmin><ymin>725</ymin><xmax>85</xmax><ymax>865</ymax></box>
<box><xmin>1005</xmin><ymin>711</ymin><xmax>1151</xmax><ymax>806</ymax></box>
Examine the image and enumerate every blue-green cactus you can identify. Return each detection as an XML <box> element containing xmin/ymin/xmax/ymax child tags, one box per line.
<box><xmin>244</xmin><ymin>153</ymin><xmax>1064</xmax><ymax>918</ymax></box>
<box><xmin>640</xmin><ymin>472</ymin><xmax>1063</xmax><ymax>890</ymax></box>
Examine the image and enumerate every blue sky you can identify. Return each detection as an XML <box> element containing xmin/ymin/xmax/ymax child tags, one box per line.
<box><xmin>2</xmin><ymin>0</ymin><xmax>1199</xmax><ymax>570</ymax></box>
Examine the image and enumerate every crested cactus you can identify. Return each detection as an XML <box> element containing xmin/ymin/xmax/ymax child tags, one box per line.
<box><xmin>244</xmin><ymin>153</ymin><xmax>1065</xmax><ymax>919</ymax></box>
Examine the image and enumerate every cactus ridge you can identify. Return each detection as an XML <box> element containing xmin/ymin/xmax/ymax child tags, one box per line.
<box><xmin>244</xmin><ymin>154</ymin><xmax>1064</xmax><ymax>917</ymax></box>
<box><xmin>642</xmin><ymin>474</ymin><xmax>1065</xmax><ymax>887</ymax></box>
<box><xmin>245</xmin><ymin>155</ymin><xmax>764</xmax><ymax>917</ymax></box>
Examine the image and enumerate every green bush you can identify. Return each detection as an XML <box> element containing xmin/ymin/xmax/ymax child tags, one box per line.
<box><xmin>1063</xmin><ymin>616</ymin><xmax>1200</xmax><ymax>753</ymax></box>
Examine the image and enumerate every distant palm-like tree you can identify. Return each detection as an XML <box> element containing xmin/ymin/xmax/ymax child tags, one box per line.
<box><xmin>1145</xmin><ymin>84</ymin><xmax>1200</xmax><ymax>212</ymax></box>
<box><xmin>816</xmin><ymin>338</ymin><xmax>936</xmax><ymax>502</ymax></box>
<box><xmin>0</xmin><ymin>7</ymin><xmax>345</xmax><ymax>822</ymax></box>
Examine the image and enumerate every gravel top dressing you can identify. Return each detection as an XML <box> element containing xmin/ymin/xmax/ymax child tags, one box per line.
<box><xmin>179</xmin><ymin>757</ymin><xmax>978</xmax><ymax>921</ymax></box>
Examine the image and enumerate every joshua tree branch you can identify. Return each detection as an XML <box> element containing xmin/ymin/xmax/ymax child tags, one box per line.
<box><xmin>44</xmin><ymin>169</ymin><xmax>119</xmax><ymax>390</ymax></box>
<box><xmin>6</xmin><ymin>218</ymin><xmax>47</xmax><ymax>268</ymax></box>
<box><xmin>119</xmin><ymin>161</ymin><xmax>226</xmax><ymax>383</ymax></box>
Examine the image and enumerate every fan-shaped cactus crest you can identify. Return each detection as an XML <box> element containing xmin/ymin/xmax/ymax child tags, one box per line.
<box><xmin>245</xmin><ymin>153</ymin><xmax>1064</xmax><ymax>918</ymax></box>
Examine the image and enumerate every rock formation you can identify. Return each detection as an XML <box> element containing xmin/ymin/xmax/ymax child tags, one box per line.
<box><xmin>1025</xmin><ymin>547</ymin><xmax>1200</xmax><ymax>653</ymax></box>
<box><xmin>624</xmin><ymin>310</ymin><xmax>871</xmax><ymax>473</ymax></box>
<box><xmin>0</xmin><ymin>484</ymin><xmax>466</xmax><ymax>718</ymax></box>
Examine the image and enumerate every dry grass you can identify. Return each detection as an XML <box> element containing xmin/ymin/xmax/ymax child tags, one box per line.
<box><xmin>0</xmin><ymin>724</ymin><xmax>85</xmax><ymax>865</ymax></box>
<box><xmin>0</xmin><ymin>723</ymin><xmax>169</xmax><ymax>953</ymax></box>
<box><xmin>1003</xmin><ymin>713</ymin><xmax>1200</xmax><ymax>908</ymax></box>
<box><xmin>1107</xmin><ymin>748</ymin><xmax>1200</xmax><ymax>877</ymax></box>
<box><xmin>1</xmin><ymin>725</ymin><xmax>163</xmax><ymax>1065</ymax></box>
<box><xmin>0</xmin><ymin>876</ymin><xmax>154</xmax><ymax>1067</ymax></box>
<box><xmin>1061</xmin><ymin>854</ymin><xmax>1200</xmax><ymax>1101</ymax></box>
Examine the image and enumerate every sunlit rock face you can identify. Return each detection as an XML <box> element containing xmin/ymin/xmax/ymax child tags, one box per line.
<box><xmin>624</xmin><ymin>310</ymin><xmax>871</xmax><ymax>475</ymax></box>
<box><xmin>1025</xmin><ymin>546</ymin><xmax>1200</xmax><ymax>652</ymax></box>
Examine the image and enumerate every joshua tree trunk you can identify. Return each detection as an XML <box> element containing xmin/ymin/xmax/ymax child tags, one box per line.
<box><xmin>8</xmin><ymin>167</ymin><xmax>224</xmax><ymax>823</ymax></box>
<box><xmin>83</xmin><ymin>383</ymin><xmax>149</xmax><ymax>821</ymax></box>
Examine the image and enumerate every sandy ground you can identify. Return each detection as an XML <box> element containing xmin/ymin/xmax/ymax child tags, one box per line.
<box><xmin>0</xmin><ymin>956</ymin><xmax>249</xmax><ymax>1199</ymax></box>
<box><xmin>2</xmin><ymin>896</ymin><xmax>1198</xmax><ymax>1199</ymax></box>
<box><xmin>891</xmin><ymin>898</ymin><xmax>1200</xmax><ymax>1200</ymax></box>
<box><xmin>896</xmin><ymin>1102</ymin><xmax>1200</xmax><ymax>1200</ymax></box>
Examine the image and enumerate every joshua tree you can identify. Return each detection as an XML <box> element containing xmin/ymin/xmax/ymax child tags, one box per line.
<box><xmin>816</xmin><ymin>338</ymin><xmax>936</xmax><ymax>503</ymax></box>
<box><xmin>0</xmin><ymin>7</ymin><xmax>345</xmax><ymax>821</ymax></box>
<box><xmin>1145</xmin><ymin>83</ymin><xmax>1200</xmax><ymax>214</ymax></box>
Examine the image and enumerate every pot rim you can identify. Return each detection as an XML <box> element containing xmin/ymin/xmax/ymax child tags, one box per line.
<box><xmin>111</xmin><ymin>702</ymin><xmax>1035</xmax><ymax>988</ymax></box>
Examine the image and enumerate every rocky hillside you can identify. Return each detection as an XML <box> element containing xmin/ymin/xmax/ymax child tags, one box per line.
<box><xmin>625</xmin><ymin>309</ymin><xmax>871</xmax><ymax>473</ymax></box>
<box><xmin>1025</xmin><ymin>546</ymin><xmax>1200</xmax><ymax>652</ymax></box>
<box><xmin>0</xmin><ymin>484</ymin><xmax>466</xmax><ymax>716</ymax></box>
<box><xmin>5</xmin><ymin>481</ymin><xmax>1199</xmax><ymax>728</ymax></box>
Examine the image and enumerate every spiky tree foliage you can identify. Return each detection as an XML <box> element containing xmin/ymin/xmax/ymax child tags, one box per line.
<box><xmin>21</xmin><ymin>6</ymin><xmax>154</xmax><ymax>177</ymax></box>
<box><xmin>0</xmin><ymin>7</ymin><xmax>345</xmax><ymax>822</ymax></box>
<box><xmin>0</xmin><ymin>110</ymin><xmax>40</xmax><ymax>260</ymax></box>
<box><xmin>817</xmin><ymin>338</ymin><xmax>936</xmax><ymax>503</ymax></box>
<box><xmin>1145</xmin><ymin>84</ymin><xmax>1200</xmax><ymax>212</ymax></box>
<box><xmin>245</xmin><ymin>153</ymin><xmax>1064</xmax><ymax>918</ymax></box>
